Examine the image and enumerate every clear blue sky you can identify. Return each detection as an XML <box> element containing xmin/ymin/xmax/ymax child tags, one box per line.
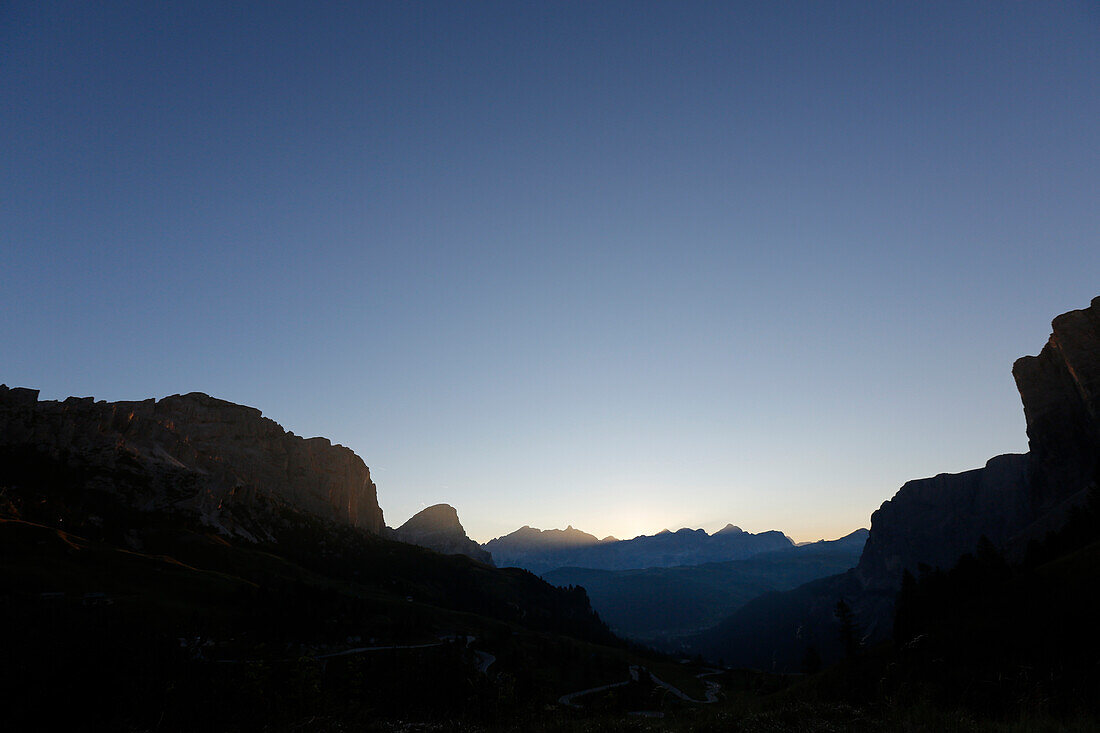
<box><xmin>3</xmin><ymin>2</ymin><xmax>1098</xmax><ymax>543</ymax></box>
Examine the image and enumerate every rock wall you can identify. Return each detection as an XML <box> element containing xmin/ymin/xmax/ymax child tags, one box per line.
<box><xmin>686</xmin><ymin>296</ymin><xmax>1100</xmax><ymax>668</ymax></box>
<box><xmin>1013</xmin><ymin>296</ymin><xmax>1100</xmax><ymax>513</ymax></box>
<box><xmin>856</xmin><ymin>453</ymin><xmax>1031</xmax><ymax>596</ymax></box>
<box><xmin>0</xmin><ymin>387</ymin><xmax>384</xmax><ymax>535</ymax></box>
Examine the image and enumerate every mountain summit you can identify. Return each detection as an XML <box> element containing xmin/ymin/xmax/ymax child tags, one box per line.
<box><xmin>394</xmin><ymin>504</ymin><xmax>493</xmax><ymax>564</ymax></box>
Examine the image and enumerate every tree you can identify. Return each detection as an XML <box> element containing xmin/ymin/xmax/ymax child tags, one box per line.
<box><xmin>801</xmin><ymin>644</ymin><xmax>822</xmax><ymax>674</ymax></box>
<box><xmin>835</xmin><ymin>599</ymin><xmax>861</xmax><ymax>658</ymax></box>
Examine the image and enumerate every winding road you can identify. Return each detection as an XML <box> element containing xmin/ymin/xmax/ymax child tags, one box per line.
<box><xmin>558</xmin><ymin>665</ymin><xmax>721</xmax><ymax>709</ymax></box>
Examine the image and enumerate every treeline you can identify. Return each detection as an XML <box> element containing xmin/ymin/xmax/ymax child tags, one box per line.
<box><xmin>886</xmin><ymin>484</ymin><xmax>1100</xmax><ymax>718</ymax></box>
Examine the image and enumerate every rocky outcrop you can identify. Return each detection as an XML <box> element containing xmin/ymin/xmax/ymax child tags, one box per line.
<box><xmin>857</xmin><ymin>453</ymin><xmax>1031</xmax><ymax>595</ymax></box>
<box><xmin>0</xmin><ymin>387</ymin><xmax>384</xmax><ymax>536</ymax></box>
<box><xmin>857</xmin><ymin>297</ymin><xmax>1100</xmax><ymax>609</ymax></box>
<box><xmin>1012</xmin><ymin>296</ymin><xmax>1100</xmax><ymax>514</ymax></box>
<box><xmin>393</xmin><ymin>504</ymin><xmax>493</xmax><ymax>564</ymax></box>
<box><xmin>691</xmin><ymin>295</ymin><xmax>1100</xmax><ymax>669</ymax></box>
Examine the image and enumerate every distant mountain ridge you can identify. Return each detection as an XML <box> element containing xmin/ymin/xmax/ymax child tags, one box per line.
<box><xmin>393</xmin><ymin>504</ymin><xmax>493</xmax><ymax>564</ymax></box>
<box><xmin>484</xmin><ymin>522</ymin><xmax>795</xmax><ymax>574</ymax></box>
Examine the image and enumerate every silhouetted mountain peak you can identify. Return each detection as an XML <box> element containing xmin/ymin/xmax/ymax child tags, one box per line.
<box><xmin>394</xmin><ymin>504</ymin><xmax>493</xmax><ymax>564</ymax></box>
<box><xmin>715</xmin><ymin>523</ymin><xmax>744</xmax><ymax>535</ymax></box>
<box><xmin>397</xmin><ymin>503</ymin><xmax>462</xmax><ymax>534</ymax></box>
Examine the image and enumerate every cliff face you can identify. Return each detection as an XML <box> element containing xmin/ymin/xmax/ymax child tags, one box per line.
<box><xmin>0</xmin><ymin>387</ymin><xmax>384</xmax><ymax>536</ymax></box>
<box><xmin>857</xmin><ymin>453</ymin><xmax>1032</xmax><ymax>595</ymax></box>
<box><xmin>393</xmin><ymin>504</ymin><xmax>493</xmax><ymax>564</ymax></box>
<box><xmin>693</xmin><ymin>296</ymin><xmax>1100</xmax><ymax>668</ymax></box>
<box><xmin>857</xmin><ymin>298</ymin><xmax>1100</xmax><ymax>601</ymax></box>
<box><xmin>1013</xmin><ymin>296</ymin><xmax>1100</xmax><ymax>514</ymax></box>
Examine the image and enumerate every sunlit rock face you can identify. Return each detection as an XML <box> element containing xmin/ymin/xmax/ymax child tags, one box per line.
<box><xmin>1013</xmin><ymin>296</ymin><xmax>1100</xmax><ymax>514</ymax></box>
<box><xmin>0</xmin><ymin>387</ymin><xmax>384</xmax><ymax>536</ymax></box>
<box><xmin>393</xmin><ymin>504</ymin><xmax>493</xmax><ymax>564</ymax></box>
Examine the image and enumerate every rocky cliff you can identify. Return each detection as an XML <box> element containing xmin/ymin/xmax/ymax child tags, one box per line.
<box><xmin>393</xmin><ymin>503</ymin><xmax>493</xmax><ymax>564</ymax></box>
<box><xmin>691</xmin><ymin>295</ymin><xmax>1100</xmax><ymax>668</ymax></box>
<box><xmin>856</xmin><ymin>454</ymin><xmax>1031</xmax><ymax>594</ymax></box>
<box><xmin>1013</xmin><ymin>295</ymin><xmax>1100</xmax><ymax>514</ymax></box>
<box><xmin>0</xmin><ymin>387</ymin><xmax>384</xmax><ymax>537</ymax></box>
<box><xmin>856</xmin><ymin>298</ymin><xmax>1100</xmax><ymax>605</ymax></box>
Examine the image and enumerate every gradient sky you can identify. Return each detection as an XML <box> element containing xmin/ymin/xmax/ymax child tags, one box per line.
<box><xmin>3</xmin><ymin>2</ymin><xmax>1098</xmax><ymax>543</ymax></box>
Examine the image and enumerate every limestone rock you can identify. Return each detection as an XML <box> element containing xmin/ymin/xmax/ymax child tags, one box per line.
<box><xmin>855</xmin><ymin>453</ymin><xmax>1032</xmax><ymax>634</ymax></box>
<box><xmin>0</xmin><ymin>386</ymin><xmax>384</xmax><ymax>536</ymax></box>
<box><xmin>1012</xmin><ymin>296</ymin><xmax>1100</xmax><ymax>513</ymax></box>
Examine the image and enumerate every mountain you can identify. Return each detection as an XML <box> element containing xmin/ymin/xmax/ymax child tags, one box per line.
<box><xmin>544</xmin><ymin>529</ymin><xmax>868</xmax><ymax>643</ymax></box>
<box><xmin>484</xmin><ymin>523</ymin><xmax>794</xmax><ymax>574</ymax></box>
<box><xmin>0</xmin><ymin>387</ymin><xmax>384</xmax><ymax>538</ymax></box>
<box><xmin>688</xmin><ymin>296</ymin><xmax>1100</xmax><ymax>670</ymax></box>
<box><xmin>482</xmin><ymin>524</ymin><xmax>603</xmax><ymax>569</ymax></box>
<box><xmin>0</xmin><ymin>386</ymin><xmax>637</xmax><ymax>730</ymax></box>
<box><xmin>393</xmin><ymin>503</ymin><xmax>493</xmax><ymax>564</ymax></box>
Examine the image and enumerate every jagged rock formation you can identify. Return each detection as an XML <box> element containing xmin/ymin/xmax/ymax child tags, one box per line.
<box><xmin>484</xmin><ymin>523</ymin><xmax>794</xmax><ymax>575</ymax></box>
<box><xmin>393</xmin><ymin>504</ymin><xmax>493</xmax><ymax>564</ymax></box>
<box><xmin>690</xmin><ymin>295</ymin><xmax>1100</xmax><ymax>669</ymax></box>
<box><xmin>856</xmin><ymin>297</ymin><xmax>1100</xmax><ymax>620</ymax></box>
<box><xmin>856</xmin><ymin>454</ymin><xmax>1031</xmax><ymax>604</ymax></box>
<box><xmin>1013</xmin><ymin>296</ymin><xmax>1100</xmax><ymax>515</ymax></box>
<box><xmin>0</xmin><ymin>387</ymin><xmax>384</xmax><ymax>537</ymax></box>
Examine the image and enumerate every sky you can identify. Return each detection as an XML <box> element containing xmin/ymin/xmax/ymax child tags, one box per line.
<box><xmin>2</xmin><ymin>2</ymin><xmax>1098</xmax><ymax>543</ymax></box>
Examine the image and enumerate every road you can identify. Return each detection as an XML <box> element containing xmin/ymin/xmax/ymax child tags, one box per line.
<box><xmin>218</xmin><ymin>633</ymin><xmax>496</xmax><ymax>675</ymax></box>
<box><xmin>558</xmin><ymin>665</ymin><xmax>721</xmax><ymax>709</ymax></box>
<box><xmin>314</xmin><ymin>641</ymin><xmax>443</xmax><ymax>659</ymax></box>
<box><xmin>557</xmin><ymin>666</ymin><xmax>640</xmax><ymax>708</ymax></box>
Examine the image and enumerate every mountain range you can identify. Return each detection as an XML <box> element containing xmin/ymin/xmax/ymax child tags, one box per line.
<box><xmin>484</xmin><ymin>522</ymin><xmax>795</xmax><ymax>574</ymax></box>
